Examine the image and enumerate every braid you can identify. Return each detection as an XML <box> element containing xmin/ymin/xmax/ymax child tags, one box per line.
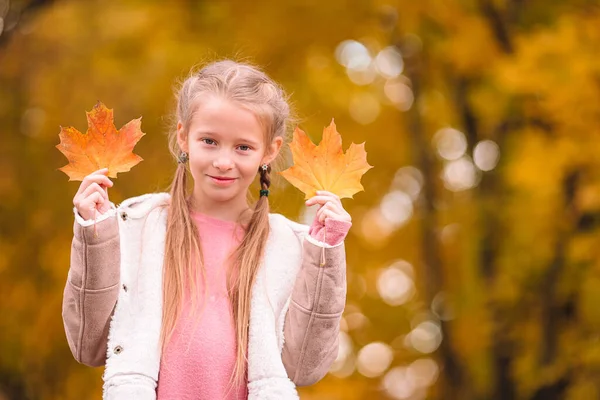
<box><xmin>259</xmin><ymin>164</ymin><xmax>271</xmax><ymax>192</ymax></box>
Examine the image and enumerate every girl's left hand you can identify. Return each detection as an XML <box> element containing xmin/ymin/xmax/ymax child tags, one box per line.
<box><xmin>305</xmin><ymin>190</ymin><xmax>352</xmax><ymax>224</ymax></box>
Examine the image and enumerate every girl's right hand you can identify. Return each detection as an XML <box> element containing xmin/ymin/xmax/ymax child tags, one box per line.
<box><xmin>73</xmin><ymin>168</ymin><xmax>114</xmax><ymax>221</ymax></box>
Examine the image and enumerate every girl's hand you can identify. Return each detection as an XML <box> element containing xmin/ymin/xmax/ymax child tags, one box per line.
<box><xmin>73</xmin><ymin>168</ymin><xmax>114</xmax><ymax>220</ymax></box>
<box><xmin>305</xmin><ymin>190</ymin><xmax>352</xmax><ymax>225</ymax></box>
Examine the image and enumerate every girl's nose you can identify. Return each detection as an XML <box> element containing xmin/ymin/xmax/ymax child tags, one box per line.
<box><xmin>212</xmin><ymin>156</ymin><xmax>234</xmax><ymax>170</ymax></box>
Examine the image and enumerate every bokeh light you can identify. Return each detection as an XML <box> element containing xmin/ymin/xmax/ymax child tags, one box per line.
<box><xmin>440</xmin><ymin>223</ymin><xmax>460</xmax><ymax>245</ymax></box>
<box><xmin>473</xmin><ymin>139</ymin><xmax>500</xmax><ymax>171</ymax></box>
<box><xmin>349</xmin><ymin>92</ymin><xmax>380</xmax><ymax>125</ymax></box>
<box><xmin>384</xmin><ymin>79</ymin><xmax>414</xmax><ymax>111</ymax></box>
<box><xmin>360</xmin><ymin>207</ymin><xmax>396</xmax><ymax>244</ymax></box>
<box><xmin>381</xmin><ymin>366</ymin><xmax>427</xmax><ymax>400</ymax></box>
<box><xmin>406</xmin><ymin>321</ymin><xmax>442</xmax><ymax>354</ymax></box>
<box><xmin>380</xmin><ymin>190</ymin><xmax>413</xmax><ymax>227</ymax></box>
<box><xmin>375</xmin><ymin>46</ymin><xmax>404</xmax><ymax>79</ymax></box>
<box><xmin>431</xmin><ymin>292</ymin><xmax>456</xmax><ymax>321</ymax></box>
<box><xmin>347</xmin><ymin>63</ymin><xmax>377</xmax><ymax>85</ymax></box>
<box><xmin>345</xmin><ymin>311</ymin><xmax>369</xmax><ymax>330</ymax></box>
<box><xmin>357</xmin><ymin>342</ymin><xmax>394</xmax><ymax>378</ymax></box>
<box><xmin>330</xmin><ymin>331</ymin><xmax>354</xmax><ymax>377</ymax></box>
<box><xmin>377</xmin><ymin>261</ymin><xmax>415</xmax><ymax>306</ymax></box>
<box><xmin>21</xmin><ymin>107</ymin><xmax>46</xmax><ymax>137</ymax></box>
<box><xmin>392</xmin><ymin>166</ymin><xmax>424</xmax><ymax>200</ymax></box>
<box><xmin>407</xmin><ymin>358</ymin><xmax>439</xmax><ymax>388</ymax></box>
<box><xmin>335</xmin><ymin>40</ymin><xmax>371</xmax><ymax>69</ymax></box>
<box><xmin>0</xmin><ymin>0</ymin><xmax>7</xmax><ymax>37</ymax></box>
<box><xmin>441</xmin><ymin>156</ymin><xmax>480</xmax><ymax>192</ymax></box>
<box><xmin>433</xmin><ymin>127</ymin><xmax>467</xmax><ymax>161</ymax></box>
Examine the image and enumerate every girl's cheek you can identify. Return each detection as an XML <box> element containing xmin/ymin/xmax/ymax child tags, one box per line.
<box><xmin>239</xmin><ymin>157</ymin><xmax>260</xmax><ymax>168</ymax></box>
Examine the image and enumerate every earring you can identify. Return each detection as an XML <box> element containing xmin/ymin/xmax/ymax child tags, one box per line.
<box><xmin>261</xmin><ymin>164</ymin><xmax>269</xmax><ymax>171</ymax></box>
<box><xmin>178</xmin><ymin>151</ymin><xmax>189</xmax><ymax>164</ymax></box>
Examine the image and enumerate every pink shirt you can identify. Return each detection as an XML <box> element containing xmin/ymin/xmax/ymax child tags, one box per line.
<box><xmin>157</xmin><ymin>211</ymin><xmax>247</xmax><ymax>400</ymax></box>
<box><xmin>156</xmin><ymin>211</ymin><xmax>351</xmax><ymax>399</ymax></box>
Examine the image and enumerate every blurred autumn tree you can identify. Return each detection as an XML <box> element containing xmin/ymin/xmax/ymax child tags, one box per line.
<box><xmin>2</xmin><ymin>0</ymin><xmax>600</xmax><ymax>399</ymax></box>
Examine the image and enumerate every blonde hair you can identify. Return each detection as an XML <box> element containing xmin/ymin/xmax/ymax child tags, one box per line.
<box><xmin>161</xmin><ymin>59</ymin><xmax>293</xmax><ymax>394</ymax></box>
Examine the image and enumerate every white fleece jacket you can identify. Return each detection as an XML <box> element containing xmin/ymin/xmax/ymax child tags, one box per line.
<box><xmin>72</xmin><ymin>192</ymin><xmax>337</xmax><ymax>400</ymax></box>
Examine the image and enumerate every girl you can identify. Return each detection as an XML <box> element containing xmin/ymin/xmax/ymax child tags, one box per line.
<box><xmin>62</xmin><ymin>60</ymin><xmax>352</xmax><ymax>400</ymax></box>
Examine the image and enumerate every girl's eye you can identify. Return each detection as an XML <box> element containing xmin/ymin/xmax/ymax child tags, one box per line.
<box><xmin>201</xmin><ymin>138</ymin><xmax>216</xmax><ymax>145</ymax></box>
<box><xmin>238</xmin><ymin>145</ymin><xmax>251</xmax><ymax>152</ymax></box>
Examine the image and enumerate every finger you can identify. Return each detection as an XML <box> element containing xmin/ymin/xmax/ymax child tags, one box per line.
<box><xmin>75</xmin><ymin>181</ymin><xmax>107</xmax><ymax>208</ymax></box>
<box><xmin>305</xmin><ymin>195</ymin><xmax>340</xmax><ymax>207</ymax></box>
<box><xmin>306</xmin><ymin>195</ymin><xmax>331</xmax><ymax>204</ymax></box>
<box><xmin>318</xmin><ymin>197</ymin><xmax>350</xmax><ymax>218</ymax></box>
<box><xmin>76</xmin><ymin>170</ymin><xmax>113</xmax><ymax>197</ymax></box>
<box><xmin>316</xmin><ymin>206</ymin><xmax>324</xmax><ymax>223</ymax></box>
<box><xmin>83</xmin><ymin>191</ymin><xmax>104</xmax><ymax>208</ymax></box>
<box><xmin>319</xmin><ymin>204</ymin><xmax>351</xmax><ymax>223</ymax></box>
<box><xmin>315</xmin><ymin>191</ymin><xmax>341</xmax><ymax>203</ymax></box>
<box><xmin>319</xmin><ymin>202</ymin><xmax>342</xmax><ymax>218</ymax></box>
<box><xmin>317</xmin><ymin>205</ymin><xmax>340</xmax><ymax>224</ymax></box>
<box><xmin>315</xmin><ymin>202</ymin><xmax>332</xmax><ymax>219</ymax></box>
<box><xmin>78</xmin><ymin>185</ymin><xmax>109</xmax><ymax>213</ymax></box>
<box><xmin>315</xmin><ymin>190</ymin><xmax>339</xmax><ymax>198</ymax></box>
<box><xmin>319</xmin><ymin>208</ymin><xmax>337</xmax><ymax>224</ymax></box>
<box><xmin>305</xmin><ymin>195</ymin><xmax>318</xmax><ymax>206</ymax></box>
<box><xmin>81</xmin><ymin>182</ymin><xmax>109</xmax><ymax>203</ymax></box>
<box><xmin>90</xmin><ymin>175</ymin><xmax>113</xmax><ymax>195</ymax></box>
<box><xmin>91</xmin><ymin>167</ymin><xmax>109</xmax><ymax>175</ymax></box>
<box><xmin>78</xmin><ymin>192</ymin><xmax>105</xmax><ymax>219</ymax></box>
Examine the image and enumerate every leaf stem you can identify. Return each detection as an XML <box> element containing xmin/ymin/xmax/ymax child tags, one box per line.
<box><xmin>93</xmin><ymin>207</ymin><xmax>98</xmax><ymax>238</ymax></box>
<box><xmin>320</xmin><ymin>225</ymin><xmax>327</xmax><ymax>267</ymax></box>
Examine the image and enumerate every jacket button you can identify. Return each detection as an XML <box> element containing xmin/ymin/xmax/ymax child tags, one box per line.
<box><xmin>114</xmin><ymin>345</ymin><xmax>123</xmax><ymax>355</ymax></box>
<box><xmin>120</xmin><ymin>212</ymin><xmax>128</xmax><ymax>221</ymax></box>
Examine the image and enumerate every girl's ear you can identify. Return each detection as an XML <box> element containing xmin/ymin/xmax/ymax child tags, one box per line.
<box><xmin>176</xmin><ymin>121</ymin><xmax>188</xmax><ymax>152</ymax></box>
<box><xmin>262</xmin><ymin>136</ymin><xmax>284</xmax><ymax>165</ymax></box>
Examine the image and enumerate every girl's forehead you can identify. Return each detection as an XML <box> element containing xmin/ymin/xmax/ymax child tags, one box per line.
<box><xmin>190</xmin><ymin>97</ymin><xmax>265</xmax><ymax>141</ymax></box>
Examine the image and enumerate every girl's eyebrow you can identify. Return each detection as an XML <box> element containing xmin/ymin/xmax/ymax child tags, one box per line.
<box><xmin>193</xmin><ymin>129</ymin><xmax>218</xmax><ymax>137</ymax></box>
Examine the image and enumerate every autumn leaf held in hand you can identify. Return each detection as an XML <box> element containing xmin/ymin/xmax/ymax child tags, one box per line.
<box><xmin>56</xmin><ymin>101</ymin><xmax>145</xmax><ymax>181</ymax></box>
<box><xmin>279</xmin><ymin>119</ymin><xmax>373</xmax><ymax>199</ymax></box>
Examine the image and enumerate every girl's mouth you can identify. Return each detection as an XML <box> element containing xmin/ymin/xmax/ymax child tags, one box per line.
<box><xmin>208</xmin><ymin>175</ymin><xmax>237</xmax><ymax>186</ymax></box>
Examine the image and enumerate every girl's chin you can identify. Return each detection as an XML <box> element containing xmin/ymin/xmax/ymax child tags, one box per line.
<box><xmin>204</xmin><ymin>188</ymin><xmax>241</xmax><ymax>202</ymax></box>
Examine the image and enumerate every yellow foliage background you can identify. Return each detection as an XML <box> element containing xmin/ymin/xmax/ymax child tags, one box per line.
<box><xmin>2</xmin><ymin>0</ymin><xmax>600</xmax><ymax>399</ymax></box>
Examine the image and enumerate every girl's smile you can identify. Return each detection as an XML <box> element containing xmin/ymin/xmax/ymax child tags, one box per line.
<box><xmin>207</xmin><ymin>175</ymin><xmax>238</xmax><ymax>186</ymax></box>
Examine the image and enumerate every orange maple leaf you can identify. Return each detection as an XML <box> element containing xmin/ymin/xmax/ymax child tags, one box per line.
<box><xmin>56</xmin><ymin>101</ymin><xmax>145</xmax><ymax>181</ymax></box>
<box><xmin>279</xmin><ymin>119</ymin><xmax>373</xmax><ymax>200</ymax></box>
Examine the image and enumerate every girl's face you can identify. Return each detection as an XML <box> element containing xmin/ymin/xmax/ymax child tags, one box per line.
<box><xmin>177</xmin><ymin>95</ymin><xmax>283</xmax><ymax>213</ymax></box>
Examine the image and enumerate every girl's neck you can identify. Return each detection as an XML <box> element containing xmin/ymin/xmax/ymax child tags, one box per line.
<box><xmin>188</xmin><ymin>195</ymin><xmax>252</xmax><ymax>225</ymax></box>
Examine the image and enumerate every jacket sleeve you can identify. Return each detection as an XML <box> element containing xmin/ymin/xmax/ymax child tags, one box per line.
<box><xmin>62</xmin><ymin>210</ymin><xmax>121</xmax><ymax>367</ymax></box>
<box><xmin>281</xmin><ymin>235</ymin><xmax>347</xmax><ymax>386</ymax></box>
